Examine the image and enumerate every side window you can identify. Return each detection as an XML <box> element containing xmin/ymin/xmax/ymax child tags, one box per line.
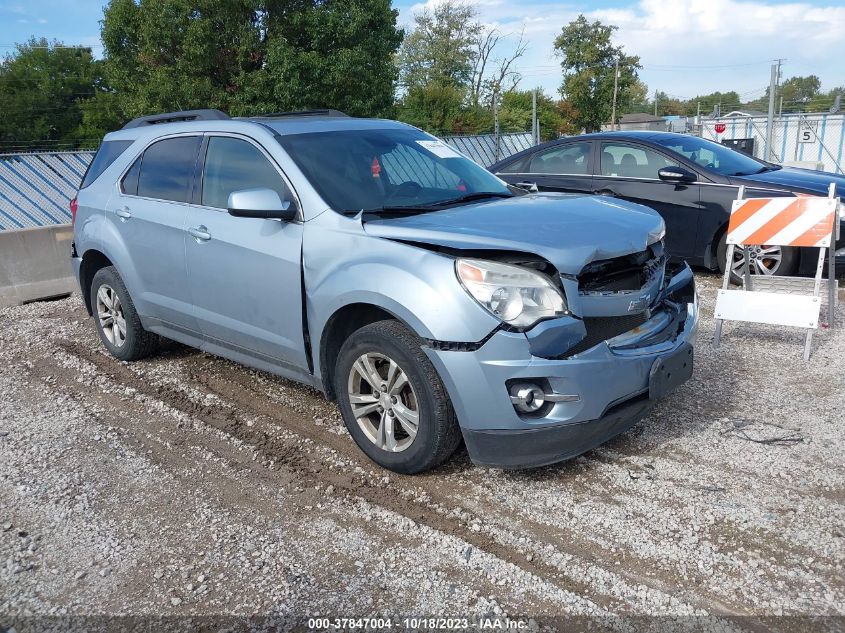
<box><xmin>496</xmin><ymin>155</ymin><xmax>530</xmax><ymax>174</ymax></box>
<box><xmin>202</xmin><ymin>136</ymin><xmax>290</xmax><ymax>209</ymax></box>
<box><xmin>600</xmin><ymin>143</ymin><xmax>677</xmax><ymax>179</ymax></box>
<box><xmin>137</xmin><ymin>136</ymin><xmax>202</xmax><ymax>203</ymax></box>
<box><xmin>121</xmin><ymin>155</ymin><xmax>141</xmax><ymax>196</ymax></box>
<box><xmin>528</xmin><ymin>143</ymin><xmax>591</xmax><ymax>174</ymax></box>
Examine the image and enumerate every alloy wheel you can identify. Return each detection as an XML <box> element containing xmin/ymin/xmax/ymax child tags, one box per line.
<box><xmin>347</xmin><ymin>352</ymin><xmax>419</xmax><ymax>452</ymax></box>
<box><xmin>731</xmin><ymin>245</ymin><xmax>783</xmax><ymax>276</ymax></box>
<box><xmin>96</xmin><ymin>284</ymin><xmax>127</xmax><ymax>348</ymax></box>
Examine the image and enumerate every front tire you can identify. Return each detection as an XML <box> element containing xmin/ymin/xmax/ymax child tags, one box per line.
<box><xmin>716</xmin><ymin>232</ymin><xmax>798</xmax><ymax>284</ymax></box>
<box><xmin>334</xmin><ymin>320</ymin><xmax>461</xmax><ymax>474</ymax></box>
<box><xmin>90</xmin><ymin>266</ymin><xmax>159</xmax><ymax>361</ymax></box>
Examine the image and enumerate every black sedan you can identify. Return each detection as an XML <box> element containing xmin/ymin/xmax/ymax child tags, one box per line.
<box><xmin>490</xmin><ymin>131</ymin><xmax>845</xmax><ymax>279</ymax></box>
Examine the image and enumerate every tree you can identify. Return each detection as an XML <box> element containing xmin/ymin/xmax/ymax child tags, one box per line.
<box><xmin>100</xmin><ymin>0</ymin><xmax>403</xmax><ymax>120</ymax></box>
<box><xmin>470</xmin><ymin>28</ymin><xmax>528</xmax><ymax>107</ymax></box>
<box><xmin>499</xmin><ymin>90</ymin><xmax>573</xmax><ymax>140</ymax></box>
<box><xmin>396</xmin><ymin>83</ymin><xmax>467</xmax><ymax>133</ymax></box>
<box><xmin>397</xmin><ymin>0</ymin><xmax>480</xmax><ymax>92</ymax></box>
<box><xmin>0</xmin><ymin>38</ymin><xmax>105</xmax><ymax>150</ymax></box>
<box><xmin>553</xmin><ymin>15</ymin><xmax>641</xmax><ymax>132</ymax></box>
<box><xmin>779</xmin><ymin>75</ymin><xmax>821</xmax><ymax>110</ymax></box>
<box><xmin>690</xmin><ymin>91</ymin><xmax>741</xmax><ymax>116</ymax></box>
<box><xmin>396</xmin><ymin>1</ymin><xmax>530</xmax><ymax>135</ymax></box>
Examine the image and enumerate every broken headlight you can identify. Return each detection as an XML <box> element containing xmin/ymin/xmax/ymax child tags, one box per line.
<box><xmin>456</xmin><ymin>258</ymin><xmax>568</xmax><ymax>329</ymax></box>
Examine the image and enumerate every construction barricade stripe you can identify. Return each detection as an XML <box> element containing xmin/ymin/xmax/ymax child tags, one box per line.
<box><xmin>726</xmin><ymin>197</ymin><xmax>837</xmax><ymax>248</ymax></box>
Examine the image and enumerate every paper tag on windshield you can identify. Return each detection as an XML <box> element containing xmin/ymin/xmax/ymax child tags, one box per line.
<box><xmin>416</xmin><ymin>140</ymin><xmax>461</xmax><ymax>159</ymax></box>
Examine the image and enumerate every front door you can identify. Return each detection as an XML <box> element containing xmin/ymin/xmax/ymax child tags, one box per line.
<box><xmin>592</xmin><ymin>141</ymin><xmax>702</xmax><ymax>258</ymax></box>
<box><xmin>185</xmin><ymin>134</ymin><xmax>308</xmax><ymax>371</ymax></box>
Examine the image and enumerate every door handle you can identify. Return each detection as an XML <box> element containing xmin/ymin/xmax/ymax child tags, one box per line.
<box><xmin>515</xmin><ymin>181</ymin><xmax>539</xmax><ymax>193</ymax></box>
<box><xmin>116</xmin><ymin>207</ymin><xmax>132</xmax><ymax>220</ymax></box>
<box><xmin>188</xmin><ymin>225</ymin><xmax>211</xmax><ymax>241</ymax></box>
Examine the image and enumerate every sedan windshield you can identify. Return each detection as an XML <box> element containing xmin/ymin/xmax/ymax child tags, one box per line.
<box><xmin>278</xmin><ymin>128</ymin><xmax>511</xmax><ymax>213</ymax></box>
<box><xmin>651</xmin><ymin>135</ymin><xmax>773</xmax><ymax>177</ymax></box>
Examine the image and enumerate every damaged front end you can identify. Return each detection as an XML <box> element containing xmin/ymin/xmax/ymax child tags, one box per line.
<box><xmin>525</xmin><ymin>242</ymin><xmax>697</xmax><ymax>360</ymax></box>
<box><xmin>422</xmin><ymin>243</ymin><xmax>698</xmax><ymax>468</ymax></box>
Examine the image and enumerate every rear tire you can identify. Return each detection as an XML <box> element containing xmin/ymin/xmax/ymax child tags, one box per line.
<box><xmin>716</xmin><ymin>232</ymin><xmax>798</xmax><ymax>285</ymax></box>
<box><xmin>90</xmin><ymin>266</ymin><xmax>159</xmax><ymax>361</ymax></box>
<box><xmin>334</xmin><ymin>320</ymin><xmax>461</xmax><ymax>474</ymax></box>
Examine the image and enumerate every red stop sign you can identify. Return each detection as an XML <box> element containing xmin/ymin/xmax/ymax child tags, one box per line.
<box><xmin>715</xmin><ymin>122</ymin><xmax>726</xmax><ymax>134</ymax></box>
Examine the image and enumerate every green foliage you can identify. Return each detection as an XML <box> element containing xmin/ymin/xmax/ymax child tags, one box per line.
<box><xmin>100</xmin><ymin>0</ymin><xmax>403</xmax><ymax>120</ymax></box>
<box><xmin>397</xmin><ymin>0</ymin><xmax>480</xmax><ymax>92</ymax></box>
<box><xmin>0</xmin><ymin>38</ymin><xmax>104</xmax><ymax>150</ymax></box>
<box><xmin>396</xmin><ymin>83</ymin><xmax>468</xmax><ymax>133</ymax></box>
<box><xmin>553</xmin><ymin>15</ymin><xmax>641</xmax><ymax>132</ymax></box>
<box><xmin>499</xmin><ymin>90</ymin><xmax>572</xmax><ymax>140</ymax></box>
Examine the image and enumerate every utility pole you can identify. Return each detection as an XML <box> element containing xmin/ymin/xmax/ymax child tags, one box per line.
<box><xmin>765</xmin><ymin>62</ymin><xmax>778</xmax><ymax>161</ymax></box>
<box><xmin>610</xmin><ymin>57</ymin><xmax>619</xmax><ymax>131</ymax></box>
<box><xmin>493</xmin><ymin>86</ymin><xmax>500</xmax><ymax>162</ymax></box>
<box><xmin>654</xmin><ymin>89</ymin><xmax>658</xmax><ymax>117</ymax></box>
<box><xmin>532</xmin><ymin>88</ymin><xmax>538</xmax><ymax>144</ymax></box>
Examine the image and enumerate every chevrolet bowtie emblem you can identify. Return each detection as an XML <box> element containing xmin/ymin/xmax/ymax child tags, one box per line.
<box><xmin>628</xmin><ymin>294</ymin><xmax>651</xmax><ymax>312</ymax></box>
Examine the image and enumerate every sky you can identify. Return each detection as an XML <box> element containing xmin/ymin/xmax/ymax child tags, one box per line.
<box><xmin>1</xmin><ymin>0</ymin><xmax>843</xmax><ymax>109</ymax></box>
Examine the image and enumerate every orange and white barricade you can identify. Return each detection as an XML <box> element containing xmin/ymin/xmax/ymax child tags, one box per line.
<box><xmin>713</xmin><ymin>184</ymin><xmax>840</xmax><ymax>360</ymax></box>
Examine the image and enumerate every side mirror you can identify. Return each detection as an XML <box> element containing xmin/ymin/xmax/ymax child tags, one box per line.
<box><xmin>227</xmin><ymin>188</ymin><xmax>297</xmax><ymax>221</ymax></box>
<box><xmin>658</xmin><ymin>166</ymin><xmax>697</xmax><ymax>184</ymax></box>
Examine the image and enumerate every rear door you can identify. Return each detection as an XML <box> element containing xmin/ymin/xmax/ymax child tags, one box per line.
<box><xmin>109</xmin><ymin>135</ymin><xmax>202</xmax><ymax>332</ymax></box>
<box><xmin>495</xmin><ymin>141</ymin><xmax>594</xmax><ymax>194</ymax></box>
<box><xmin>592</xmin><ymin>141</ymin><xmax>702</xmax><ymax>259</ymax></box>
<box><xmin>184</xmin><ymin>134</ymin><xmax>308</xmax><ymax>371</ymax></box>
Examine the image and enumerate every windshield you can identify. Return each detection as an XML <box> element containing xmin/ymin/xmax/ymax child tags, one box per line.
<box><xmin>651</xmin><ymin>135</ymin><xmax>771</xmax><ymax>177</ymax></box>
<box><xmin>278</xmin><ymin>128</ymin><xmax>511</xmax><ymax>213</ymax></box>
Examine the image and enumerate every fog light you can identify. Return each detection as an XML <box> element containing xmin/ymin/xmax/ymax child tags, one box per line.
<box><xmin>509</xmin><ymin>383</ymin><xmax>546</xmax><ymax>413</ymax></box>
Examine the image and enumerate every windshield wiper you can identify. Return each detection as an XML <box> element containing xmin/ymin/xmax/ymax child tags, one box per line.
<box><xmin>733</xmin><ymin>165</ymin><xmax>782</xmax><ymax>177</ymax></box>
<box><xmin>341</xmin><ymin>205</ymin><xmax>439</xmax><ymax>217</ymax></box>
<box><xmin>342</xmin><ymin>192</ymin><xmax>513</xmax><ymax>217</ymax></box>
<box><xmin>430</xmin><ymin>191</ymin><xmax>514</xmax><ymax>207</ymax></box>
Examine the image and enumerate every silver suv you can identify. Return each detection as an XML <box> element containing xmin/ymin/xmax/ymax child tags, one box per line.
<box><xmin>71</xmin><ymin>109</ymin><xmax>698</xmax><ymax>473</ymax></box>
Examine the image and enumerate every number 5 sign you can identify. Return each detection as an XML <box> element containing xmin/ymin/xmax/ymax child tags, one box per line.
<box><xmin>798</xmin><ymin>120</ymin><xmax>817</xmax><ymax>144</ymax></box>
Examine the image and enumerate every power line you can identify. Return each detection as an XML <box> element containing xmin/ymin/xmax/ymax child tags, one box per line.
<box><xmin>0</xmin><ymin>44</ymin><xmax>104</xmax><ymax>49</ymax></box>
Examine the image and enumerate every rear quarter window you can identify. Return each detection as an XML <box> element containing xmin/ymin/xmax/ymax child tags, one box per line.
<box><xmin>80</xmin><ymin>140</ymin><xmax>133</xmax><ymax>189</ymax></box>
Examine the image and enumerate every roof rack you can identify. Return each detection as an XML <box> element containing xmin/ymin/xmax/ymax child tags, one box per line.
<box><xmin>121</xmin><ymin>109</ymin><xmax>231</xmax><ymax>130</ymax></box>
<box><xmin>254</xmin><ymin>109</ymin><xmax>349</xmax><ymax>119</ymax></box>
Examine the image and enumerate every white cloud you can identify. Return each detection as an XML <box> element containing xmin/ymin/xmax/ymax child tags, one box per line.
<box><xmin>399</xmin><ymin>0</ymin><xmax>845</xmax><ymax>101</ymax></box>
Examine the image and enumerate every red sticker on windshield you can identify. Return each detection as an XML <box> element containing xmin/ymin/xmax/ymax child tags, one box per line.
<box><xmin>371</xmin><ymin>156</ymin><xmax>381</xmax><ymax>177</ymax></box>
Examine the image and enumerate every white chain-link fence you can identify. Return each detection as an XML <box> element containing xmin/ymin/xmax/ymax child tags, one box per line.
<box><xmin>699</xmin><ymin>113</ymin><xmax>845</xmax><ymax>174</ymax></box>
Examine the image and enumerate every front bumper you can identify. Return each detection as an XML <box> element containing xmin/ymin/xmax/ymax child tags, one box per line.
<box><xmin>424</xmin><ymin>264</ymin><xmax>699</xmax><ymax>469</ymax></box>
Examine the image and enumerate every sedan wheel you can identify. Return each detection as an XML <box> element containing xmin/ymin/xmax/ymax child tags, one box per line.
<box><xmin>347</xmin><ymin>352</ymin><xmax>419</xmax><ymax>452</ymax></box>
<box><xmin>730</xmin><ymin>244</ymin><xmax>784</xmax><ymax>276</ymax></box>
<box><xmin>717</xmin><ymin>233</ymin><xmax>798</xmax><ymax>284</ymax></box>
<box><xmin>96</xmin><ymin>284</ymin><xmax>127</xmax><ymax>348</ymax></box>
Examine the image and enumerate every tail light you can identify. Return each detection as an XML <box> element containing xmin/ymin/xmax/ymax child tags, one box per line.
<box><xmin>70</xmin><ymin>196</ymin><xmax>78</xmax><ymax>225</ymax></box>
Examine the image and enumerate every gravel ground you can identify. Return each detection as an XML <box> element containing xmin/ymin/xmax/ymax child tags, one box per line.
<box><xmin>0</xmin><ymin>273</ymin><xmax>843</xmax><ymax>631</ymax></box>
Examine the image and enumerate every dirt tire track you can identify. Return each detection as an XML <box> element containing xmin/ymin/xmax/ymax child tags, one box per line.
<box><xmin>51</xmin><ymin>336</ymin><xmax>775</xmax><ymax>625</ymax></box>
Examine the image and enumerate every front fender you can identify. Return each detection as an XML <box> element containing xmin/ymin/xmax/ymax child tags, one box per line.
<box><xmin>304</xmin><ymin>214</ymin><xmax>501</xmax><ymax>362</ymax></box>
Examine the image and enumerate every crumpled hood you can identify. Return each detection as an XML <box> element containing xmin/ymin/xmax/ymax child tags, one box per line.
<box><xmin>363</xmin><ymin>193</ymin><xmax>665</xmax><ymax>275</ymax></box>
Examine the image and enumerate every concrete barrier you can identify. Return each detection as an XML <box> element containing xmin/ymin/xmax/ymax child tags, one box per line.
<box><xmin>0</xmin><ymin>224</ymin><xmax>77</xmax><ymax>308</ymax></box>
